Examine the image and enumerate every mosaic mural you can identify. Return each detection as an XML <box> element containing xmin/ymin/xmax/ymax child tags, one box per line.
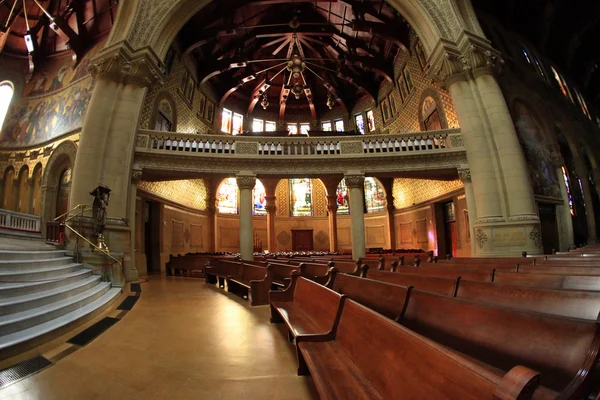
<box><xmin>513</xmin><ymin>102</ymin><xmax>561</xmax><ymax>198</ymax></box>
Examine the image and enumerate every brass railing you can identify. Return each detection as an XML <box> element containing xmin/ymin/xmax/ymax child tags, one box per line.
<box><xmin>54</xmin><ymin>204</ymin><xmax>124</xmax><ymax>279</ymax></box>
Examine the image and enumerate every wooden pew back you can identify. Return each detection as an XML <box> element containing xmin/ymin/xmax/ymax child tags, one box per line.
<box><xmin>394</xmin><ymin>266</ymin><xmax>494</xmax><ymax>281</ymax></box>
<box><xmin>400</xmin><ymin>289</ymin><xmax>599</xmax><ymax>393</ymax></box>
<box><xmin>494</xmin><ymin>272</ymin><xmax>600</xmax><ymax>291</ymax></box>
<box><xmin>456</xmin><ymin>279</ymin><xmax>600</xmax><ymax>320</ymax></box>
<box><xmin>293</xmin><ymin>277</ymin><xmax>343</xmax><ymax>332</ymax></box>
<box><xmin>334</xmin><ymin>300</ymin><xmax>538</xmax><ymax>400</ymax></box>
<box><xmin>365</xmin><ymin>269</ymin><xmax>458</xmax><ymax>296</ymax></box>
<box><xmin>332</xmin><ymin>273</ymin><xmax>409</xmax><ymax>320</ymax></box>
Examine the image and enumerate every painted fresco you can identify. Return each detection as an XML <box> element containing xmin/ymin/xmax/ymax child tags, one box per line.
<box><xmin>1</xmin><ymin>78</ymin><xmax>94</xmax><ymax>147</ymax></box>
<box><xmin>513</xmin><ymin>102</ymin><xmax>561</xmax><ymax>198</ymax></box>
<box><xmin>0</xmin><ymin>41</ymin><xmax>104</xmax><ymax>148</ymax></box>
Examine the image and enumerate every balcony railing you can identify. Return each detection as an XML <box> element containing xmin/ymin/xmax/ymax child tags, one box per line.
<box><xmin>0</xmin><ymin>209</ymin><xmax>42</xmax><ymax>233</ymax></box>
<box><xmin>135</xmin><ymin>128</ymin><xmax>464</xmax><ymax>158</ymax></box>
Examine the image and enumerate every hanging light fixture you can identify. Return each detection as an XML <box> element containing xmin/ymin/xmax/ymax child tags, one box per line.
<box><xmin>327</xmin><ymin>94</ymin><xmax>334</xmax><ymax>109</ymax></box>
<box><xmin>260</xmin><ymin>92</ymin><xmax>269</xmax><ymax>110</ymax></box>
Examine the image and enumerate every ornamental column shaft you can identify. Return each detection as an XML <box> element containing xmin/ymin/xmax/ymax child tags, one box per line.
<box><xmin>459</xmin><ymin>169</ymin><xmax>477</xmax><ymax>256</ymax></box>
<box><xmin>265</xmin><ymin>197</ymin><xmax>277</xmax><ymax>253</ymax></box>
<box><xmin>237</xmin><ymin>173</ymin><xmax>256</xmax><ymax>261</ymax></box>
<box><xmin>326</xmin><ymin>195</ymin><xmax>339</xmax><ymax>252</ymax></box>
<box><xmin>127</xmin><ymin>165</ymin><xmax>142</xmax><ymax>281</ymax></box>
<box><xmin>345</xmin><ymin>173</ymin><xmax>366</xmax><ymax>260</ymax></box>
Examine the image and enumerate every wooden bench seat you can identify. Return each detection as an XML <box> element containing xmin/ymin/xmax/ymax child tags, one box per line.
<box><xmin>394</xmin><ymin>266</ymin><xmax>495</xmax><ymax>281</ymax></box>
<box><xmin>494</xmin><ymin>272</ymin><xmax>600</xmax><ymax>291</ymax></box>
<box><xmin>270</xmin><ymin>274</ymin><xmax>345</xmax><ymax>347</ymax></box>
<box><xmin>362</xmin><ymin>267</ymin><xmax>458</xmax><ymax>296</ymax></box>
<box><xmin>331</xmin><ymin>273</ymin><xmax>410</xmax><ymax>320</ymax></box>
<box><xmin>455</xmin><ymin>279</ymin><xmax>600</xmax><ymax>320</ymax></box>
<box><xmin>399</xmin><ymin>289</ymin><xmax>600</xmax><ymax>397</ymax></box>
<box><xmin>297</xmin><ymin>299</ymin><xmax>542</xmax><ymax>400</ymax></box>
<box><xmin>517</xmin><ymin>266</ymin><xmax>600</xmax><ymax>275</ymax></box>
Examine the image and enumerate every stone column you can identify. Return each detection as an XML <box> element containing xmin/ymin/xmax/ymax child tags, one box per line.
<box><xmin>326</xmin><ymin>195</ymin><xmax>339</xmax><ymax>252</ymax></box>
<box><xmin>556</xmin><ymin>167</ymin><xmax>575</xmax><ymax>250</ymax></box>
<box><xmin>127</xmin><ymin>165</ymin><xmax>142</xmax><ymax>281</ymax></box>
<box><xmin>345</xmin><ymin>173</ymin><xmax>366</xmax><ymax>260</ymax></box>
<box><xmin>430</xmin><ymin>37</ymin><xmax>542</xmax><ymax>256</ymax></box>
<box><xmin>206</xmin><ymin>179</ymin><xmax>220</xmax><ymax>252</ymax></box>
<box><xmin>386</xmin><ymin>203</ymin><xmax>396</xmax><ymax>252</ymax></box>
<box><xmin>237</xmin><ymin>173</ymin><xmax>256</xmax><ymax>261</ymax></box>
<box><xmin>265</xmin><ymin>199</ymin><xmax>277</xmax><ymax>253</ymax></box>
<box><xmin>459</xmin><ymin>168</ymin><xmax>477</xmax><ymax>256</ymax></box>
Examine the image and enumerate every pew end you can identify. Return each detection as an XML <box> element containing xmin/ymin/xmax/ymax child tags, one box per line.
<box><xmin>494</xmin><ymin>366</ymin><xmax>541</xmax><ymax>400</ymax></box>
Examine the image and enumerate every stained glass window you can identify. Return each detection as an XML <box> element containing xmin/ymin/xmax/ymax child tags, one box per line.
<box><xmin>533</xmin><ymin>57</ymin><xmax>546</xmax><ymax>79</ymax></box>
<box><xmin>253</xmin><ymin>119</ymin><xmax>264</xmax><ymax>132</ymax></box>
<box><xmin>322</xmin><ymin>121</ymin><xmax>332</xmax><ymax>131</ymax></box>
<box><xmin>253</xmin><ymin>179</ymin><xmax>267</xmax><ymax>216</ymax></box>
<box><xmin>265</xmin><ymin>121</ymin><xmax>277</xmax><ymax>131</ymax></box>
<box><xmin>232</xmin><ymin>112</ymin><xmax>243</xmax><ymax>135</ymax></box>
<box><xmin>217</xmin><ymin>178</ymin><xmax>238</xmax><ymax>214</ymax></box>
<box><xmin>300</xmin><ymin>123</ymin><xmax>310</xmax><ymax>135</ymax></box>
<box><xmin>334</xmin><ymin>120</ymin><xmax>344</xmax><ymax>132</ymax></box>
<box><xmin>221</xmin><ymin>108</ymin><xmax>232</xmax><ymax>133</ymax></box>
<box><xmin>366</xmin><ymin>110</ymin><xmax>376</xmax><ymax>132</ymax></box>
<box><xmin>551</xmin><ymin>67</ymin><xmax>574</xmax><ymax>103</ymax></box>
<box><xmin>290</xmin><ymin>178</ymin><xmax>313</xmax><ymax>216</ymax></box>
<box><xmin>364</xmin><ymin>178</ymin><xmax>385</xmax><ymax>213</ymax></box>
<box><xmin>562</xmin><ymin>166</ymin><xmax>575</xmax><ymax>216</ymax></box>
<box><xmin>574</xmin><ymin>90</ymin><xmax>591</xmax><ymax>119</ymax></box>
<box><xmin>287</xmin><ymin>124</ymin><xmax>298</xmax><ymax>135</ymax></box>
<box><xmin>0</xmin><ymin>81</ymin><xmax>14</xmax><ymax>132</ymax></box>
<box><xmin>355</xmin><ymin>114</ymin><xmax>365</xmax><ymax>134</ymax></box>
<box><xmin>336</xmin><ymin>179</ymin><xmax>350</xmax><ymax>215</ymax></box>
<box><xmin>522</xmin><ymin>48</ymin><xmax>532</xmax><ymax>65</ymax></box>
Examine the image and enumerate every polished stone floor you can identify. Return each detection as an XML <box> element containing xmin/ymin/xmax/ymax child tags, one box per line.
<box><xmin>0</xmin><ymin>277</ymin><xmax>319</xmax><ymax>399</ymax></box>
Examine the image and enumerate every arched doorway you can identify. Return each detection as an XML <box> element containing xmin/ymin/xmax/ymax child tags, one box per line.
<box><xmin>55</xmin><ymin>167</ymin><xmax>72</xmax><ymax>219</ymax></box>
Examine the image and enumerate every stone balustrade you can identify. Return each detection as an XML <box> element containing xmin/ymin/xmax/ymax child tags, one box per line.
<box><xmin>0</xmin><ymin>209</ymin><xmax>42</xmax><ymax>233</ymax></box>
<box><xmin>135</xmin><ymin>128</ymin><xmax>463</xmax><ymax>159</ymax></box>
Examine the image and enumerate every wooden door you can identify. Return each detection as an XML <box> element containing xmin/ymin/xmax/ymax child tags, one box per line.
<box><xmin>292</xmin><ymin>230</ymin><xmax>314</xmax><ymax>251</ymax></box>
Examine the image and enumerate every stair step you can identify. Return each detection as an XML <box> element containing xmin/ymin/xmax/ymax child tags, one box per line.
<box><xmin>0</xmin><ymin>257</ymin><xmax>75</xmax><ymax>270</ymax></box>
<box><xmin>0</xmin><ymin>276</ymin><xmax>102</xmax><ymax>316</ymax></box>
<box><xmin>0</xmin><ymin>269</ymin><xmax>93</xmax><ymax>299</ymax></box>
<box><xmin>0</xmin><ymin>263</ymin><xmax>84</xmax><ymax>281</ymax></box>
<box><xmin>0</xmin><ymin>287</ymin><xmax>122</xmax><ymax>350</ymax></box>
<box><xmin>0</xmin><ymin>283</ymin><xmax>112</xmax><ymax>336</ymax></box>
<box><xmin>0</xmin><ymin>250</ymin><xmax>67</xmax><ymax>261</ymax></box>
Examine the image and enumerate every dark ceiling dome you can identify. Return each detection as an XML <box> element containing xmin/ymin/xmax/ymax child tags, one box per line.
<box><xmin>178</xmin><ymin>0</ymin><xmax>412</xmax><ymax>119</ymax></box>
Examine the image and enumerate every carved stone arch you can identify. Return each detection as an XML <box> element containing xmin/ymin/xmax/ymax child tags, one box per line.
<box><xmin>149</xmin><ymin>91</ymin><xmax>178</xmax><ymax>131</ymax></box>
<box><xmin>40</xmin><ymin>140</ymin><xmax>77</xmax><ymax>233</ymax></box>
<box><xmin>418</xmin><ymin>87</ymin><xmax>449</xmax><ymax>131</ymax></box>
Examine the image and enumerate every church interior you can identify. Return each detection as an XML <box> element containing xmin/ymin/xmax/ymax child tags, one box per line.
<box><xmin>0</xmin><ymin>0</ymin><xmax>599</xmax><ymax>398</ymax></box>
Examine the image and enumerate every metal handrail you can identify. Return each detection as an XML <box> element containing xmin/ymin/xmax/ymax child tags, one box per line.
<box><xmin>52</xmin><ymin>203</ymin><xmax>124</xmax><ymax>278</ymax></box>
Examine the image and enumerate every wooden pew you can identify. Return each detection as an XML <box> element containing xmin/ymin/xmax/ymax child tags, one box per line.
<box><xmin>266</xmin><ymin>262</ymin><xmax>300</xmax><ymax>289</ymax></box>
<box><xmin>362</xmin><ymin>267</ymin><xmax>458</xmax><ymax>296</ymax></box>
<box><xmin>455</xmin><ymin>279</ymin><xmax>600</xmax><ymax>320</ymax></box>
<box><xmin>331</xmin><ymin>273</ymin><xmax>410</xmax><ymax>320</ymax></box>
<box><xmin>399</xmin><ymin>289</ymin><xmax>600</xmax><ymax>397</ymax></box>
<box><xmin>517</xmin><ymin>265</ymin><xmax>600</xmax><ymax>275</ymax></box>
<box><xmin>494</xmin><ymin>272</ymin><xmax>600</xmax><ymax>292</ymax></box>
<box><xmin>391</xmin><ymin>265</ymin><xmax>495</xmax><ymax>282</ymax></box>
<box><xmin>269</xmin><ymin>274</ymin><xmax>345</xmax><ymax>345</ymax></box>
<box><xmin>166</xmin><ymin>254</ymin><xmax>218</xmax><ymax>276</ymax></box>
<box><xmin>297</xmin><ymin>299</ymin><xmax>542</xmax><ymax>400</ymax></box>
<box><xmin>205</xmin><ymin>260</ymin><xmax>273</xmax><ymax>305</ymax></box>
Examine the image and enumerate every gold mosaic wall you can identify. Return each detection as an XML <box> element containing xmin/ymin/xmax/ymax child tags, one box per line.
<box><xmin>393</xmin><ymin>178</ymin><xmax>464</xmax><ymax>209</ymax></box>
<box><xmin>138</xmin><ymin>179</ymin><xmax>208</xmax><ymax>210</ymax></box>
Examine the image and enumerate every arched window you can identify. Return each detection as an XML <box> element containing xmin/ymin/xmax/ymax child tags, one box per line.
<box><xmin>561</xmin><ymin>166</ymin><xmax>575</xmax><ymax>216</ymax></box>
<box><xmin>290</xmin><ymin>178</ymin><xmax>313</xmax><ymax>216</ymax></box>
<box><xmin>0</xmin><ymin>81</ymin><xmax>14</xmax><ymax>132</ymax></box>
<box><xmin>253</xmin><ymin>180</ymin><xmax>266</xmax><ymax>216</ymax></box>
<box><xmin>155</xmin><ymin>99</ymin><xmax>174</xmax><ymax>131</ymax></box>
<box><xmin>216</xmin><ymin>178</ymin><xmax>238</xmax><ymax>214</ymax></box>
<box><xmin>573</xmin><ymin>89</ymin><xmax>591</xmax><ymax>120</ymax></box>
<box><xmin>550</xmin><ymin>66</ymin><xmax>574</xmax><ymax>103</ymax></box>
<box><xmin>422</xmin><ymin>96</ymin><xmax>441</xmax><ymax>131</ymax></box>
<box><xmin>335</xmin><ymin>177</ymin><xmax>386</xmax><ymax>214</ymax></box>
<box><xmin>521</xmin><ymin>47</ymin><xmax>532</xmax><ymax>65</ymax></box>
<box><xmin>216</xmin><ymin>178</ymin><xmax>266</xmax><ymax>215</ymax></box>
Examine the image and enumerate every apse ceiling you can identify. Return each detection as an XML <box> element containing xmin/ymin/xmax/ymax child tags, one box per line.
<box><xmin>0</xmin><ymin>0</ymin><xmax>118</xmax><ymax>72</ymax></box>
<box><xmin>178</xmin><ymin>0</ymin><xmax>411</xmax><ymax>119</ymax></box>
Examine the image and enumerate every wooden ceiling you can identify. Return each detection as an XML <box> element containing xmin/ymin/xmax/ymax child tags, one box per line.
<box><xmin>0</xmin><ymin>0</ymin><xmax>118</xmax><ymax>66</ymax></box>
<box><xmin>178</xmin><ymin>0</ymin><xmax>411</xmax><ymax>118</ymax></box>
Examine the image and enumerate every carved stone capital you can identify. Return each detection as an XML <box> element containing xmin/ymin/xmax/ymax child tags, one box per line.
<box><xmin>344</xmin><ymin>174</ymin><xmax>365</xmax><ymax>188</ymax></box>
<box><xmin>131</xmin><ymin>165</ymin><xmax>143</xmax><ymax>183</ymax></box>
<box><xmin>458</xmin><ymin>168</ymin><xmax>471</xmax><ymax>183</ymax></box>
<box><xmin>89</xmin><ymin>41</ymin><xmax>164</xmax><ymax>88</ymax></box>
<box><xmin>265</xmin><ymin>205</ymin><xmax>277</xmax><ymax>214</ymax></box>
<box><xmin>236</xmin><ymin>175</ymin><xmax>256</xmax><ymax>190</ymax></box>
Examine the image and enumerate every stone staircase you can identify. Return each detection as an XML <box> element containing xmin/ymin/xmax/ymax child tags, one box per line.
<box><xmin>0</xmin><ymin>247</ymin><xmax>121</xmax><ymax>353</ymax></box>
